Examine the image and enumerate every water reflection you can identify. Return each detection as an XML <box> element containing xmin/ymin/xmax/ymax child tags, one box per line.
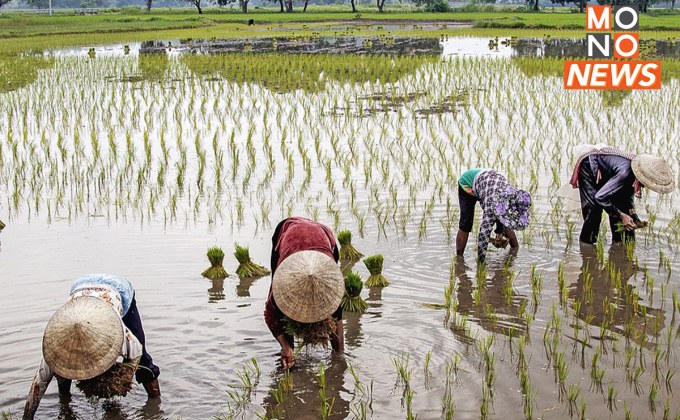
<box><xmin>261</xmin><ymin>355</ymin><xmax>350</xmax><ymax>420</ymax></box>
<box><xmin>343</xmin><ymin>311</ymin><xmax>364</xmax><ymax>348</ymax></box>
<box><xmin>236</xmin><ymin>275</ymin><xmax>265</xmax><ymax>298</ymax></box>
<box><xmin>454</xmin><ymin>252</ymin><xmax>528</xmax><ymax>339</ymax></box>
<box><xmin>510</xmin><ymin>38</ymin><xmax>680</xmax><ymax>58</ymax></box>
<box><xmin>569</xmin><ymin>243</ymin><xmax>666</xmax><ymax>348</ymax></box>
<box><xmin>208</xmin><ymin>278</ymin><xmax>225</xmax><ymax>302</ymax></box>
<box><xmin>141</xmin><ymin>36</ymin><xmax>442</xmax><ymax>56</ymax></box>
<box><xmin>137</xmin><ymin>42</ymin><xmax>169</xmax><ymax>82</ymax></box>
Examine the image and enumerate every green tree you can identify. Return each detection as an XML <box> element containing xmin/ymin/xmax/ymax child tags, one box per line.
<box><xmin>0</xmin><ymin>0</ymin><xmax>13</xmax><ymax>8</ymax></box>
<box><xmin>552</xmin><ymin>0</ymin><xmax>588</xmax><ymax>12</ymax></box>
<box><xmin>185</xmin><ymin>0</ymin><xmax>206</xmax><ymax>13</ymax></box>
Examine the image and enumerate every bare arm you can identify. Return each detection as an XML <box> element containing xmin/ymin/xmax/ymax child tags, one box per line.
<box><xmin>331</xmin><ymin>320</ymin><xmax>344</xmax><ymax>353</ymax></box>
<box><xmin>505</xmin><ymin>228</ymin><xmax>519</xmax><ymax>248</ymax></box>
<box><xmin>23</xmin><ymin>359</ymin><xmax>54</xmax><ymax>420</ymax></box>
<box><xmin>276</xmin><ymin>334</ymin><xmax>295</xmax><ymax>369</ymax></box>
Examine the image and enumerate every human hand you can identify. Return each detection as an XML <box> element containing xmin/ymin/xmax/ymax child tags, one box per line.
<box><xmin>620</xmin><ymin>213</ymin><xmax>636</xmax><ymax>231</ymax></box>
<box><xmin>491</xmin><ymin>234</ymin><xmax>509</xmax><ymax>249</ymax></box>
<box><xmin>281</xmin><ymin>346</ymin><xmax>296</xmax><ymax>369</ymax></box>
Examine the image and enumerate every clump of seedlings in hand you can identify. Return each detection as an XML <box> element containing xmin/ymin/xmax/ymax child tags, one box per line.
<box><xmin>282</xmin><ymin>317</ymin><xmax>337</xmax><ymax>348</ymax></box>
<box><xmin>341</xmin><ymin>271</ymin><xmax>368</xmax><ymax>313</ymax></box>
<box><xmin>76</xmin><ymin>362</ymin><xmax>135</xmax><ymax>399</ymax></box>
<box><xmin>234</xmin><ymin>244</ymin><xmax>270</xmax><ymax>278</ymax></box>
<box><xmin>337</xmin><ymin>230</ymin><xmax>363</xmax><ymax>260</ymax></box>
<box><xmin>202</xmin><ymin>246</ymin><xmax>229</xmax><ymax>279</ymax></box>
<box><xmin>363</xmin><ymin>254</ymin><xmax>389</xmax><ymax>287</ymax></box>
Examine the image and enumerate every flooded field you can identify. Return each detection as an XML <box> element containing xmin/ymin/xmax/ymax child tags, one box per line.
<box><xmin>1</xmin><ymin>37</ymin><xmax>680</xmax><ymax>419</ymax></box>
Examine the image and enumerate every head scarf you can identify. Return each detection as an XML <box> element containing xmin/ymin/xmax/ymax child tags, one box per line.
<box><xmin>494</xmin><ymin>187</ymin><xmax>531</xmax><ymax>230</ymax></box>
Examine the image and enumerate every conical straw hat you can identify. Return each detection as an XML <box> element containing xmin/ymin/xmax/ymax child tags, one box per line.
<box><xmin>42</xmin><ymin>297</ymin><xmax>124</xmax><ymax>380</ymax></box>
<box><xmin>272</xmin><ymin>250</ymin><xmax>344</xmax><ymax>324</ymax></box>
<box><xmin>631</xmin><ymin>154</ymin><xmax>675</xmax><ymax>194</ymax></box>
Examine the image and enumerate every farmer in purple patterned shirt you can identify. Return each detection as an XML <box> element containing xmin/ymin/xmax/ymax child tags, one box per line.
<box><xmin>456</xmin><ymin>169</ymin><xmax>532</xmax><ymax>263</ymax></box>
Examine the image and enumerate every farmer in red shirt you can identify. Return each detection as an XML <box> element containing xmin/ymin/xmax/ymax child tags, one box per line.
<box><xmin>264</xmin><ymin>217</ymin><xmax>345</xmax><ymax>368</ymax></box>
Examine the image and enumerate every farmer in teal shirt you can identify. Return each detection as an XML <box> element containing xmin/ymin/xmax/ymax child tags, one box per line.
<box><xmin>456</xmin><ymin>169</ymin><xmax>532</xmax><ymax>263</ymax></box>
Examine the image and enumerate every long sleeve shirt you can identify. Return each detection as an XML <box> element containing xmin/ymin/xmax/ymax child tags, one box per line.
<box><xmin>264</xmin><ymin>217</ymin><xmax>341</xmax><ymax>338</ymax></box>
<box><xmin>473</xmin><ymin>171</ymin><xmax>511</xmax><ymax>263</ymax></box>
<box><xmin>23</xmin><ymin>279</ymin><xmax>143</xmax><ymax>420</ymax></box>
<box><xmin>586</xmin><ymin>154</ymin><xmax>636</xmax><ymax>217</ymax></box>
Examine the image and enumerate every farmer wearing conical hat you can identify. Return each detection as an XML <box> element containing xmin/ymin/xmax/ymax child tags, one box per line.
<box><xmin>569</xmin><ymin>146</ymin><xmax>675</xmax><ymax>244</ymax></box>
<box><xmin>264</xmin><ymin>217</ymin><xmax>345</xmax><ymax>369</ymax></box>
<box><xmin>456</xmin><ymin>169</ymin><xmax>532</xmax><ymax>263</ymax></box>
<box><xmin>23</xmin><ymin>274</ymin><xmax>161</xmax><ymax>419</ymax></box>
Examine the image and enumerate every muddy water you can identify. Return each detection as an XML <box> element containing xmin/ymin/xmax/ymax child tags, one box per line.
<box><xmin>2</xmin><ymin>40</ymin><xmax>680</xmax><ymax>419</ymax></box>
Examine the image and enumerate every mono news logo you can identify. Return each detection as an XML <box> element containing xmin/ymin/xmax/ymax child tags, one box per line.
<box><xmin>563</xmin><ymin>5</ymin><xmax>661</xmax><ymax>90</ymax></box>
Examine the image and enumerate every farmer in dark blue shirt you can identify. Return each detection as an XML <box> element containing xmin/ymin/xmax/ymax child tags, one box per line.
<box><xmin>569</xmin><ymin>147</ymin><xmax>675</xmax><ymax>244</ymax></box>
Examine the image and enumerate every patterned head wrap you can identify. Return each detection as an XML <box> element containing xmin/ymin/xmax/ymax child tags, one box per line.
<box><xmin>494</xmin><ymin>187</ymin><xmax>531</xmax><ymax>230</ymax></box>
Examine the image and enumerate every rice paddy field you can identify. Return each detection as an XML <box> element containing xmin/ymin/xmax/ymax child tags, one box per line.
<box><xmin>2</xmin><ymin>20</ymin><xmax>680</xmax><ymax>419</ymax></box>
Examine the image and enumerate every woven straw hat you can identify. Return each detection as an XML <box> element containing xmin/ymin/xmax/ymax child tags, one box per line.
<box><xmin>272</xmin><ymin>250</ymin><xmax>344</xmax><ymax>324</ymax></box>
<box><xmin>631</xmin><ymin>154</ymin><xmax>675</xmax><ymax>194</ymax></box>
<box><xmin>42</xmin><ymin>297</ymin><xmax>124</xmax><ymax>380</ymax></box>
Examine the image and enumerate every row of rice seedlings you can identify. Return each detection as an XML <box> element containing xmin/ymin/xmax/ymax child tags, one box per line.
<box><xmin>2</xmin><ymin>55</ymin><xmax>676</xmax><ymax>249</ymax></box>
<box><xmin>3</xmin><ymin>52</ymin><xmax>680</xmax><ymax>418</ymax></box>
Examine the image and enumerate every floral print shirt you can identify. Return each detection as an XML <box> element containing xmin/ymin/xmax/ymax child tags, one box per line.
<box><xmin>473</xmin><ymin>170</ymin><xmax>512</xmax><ymax>263</ymax></box>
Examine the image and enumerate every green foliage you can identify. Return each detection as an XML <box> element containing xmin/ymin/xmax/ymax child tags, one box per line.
<box><xmin>363</xmin><ymin>254</ymin><xmax>389</xmax><ymax>287</ymax></box>
<box><xmin>0</xmin><ymin>54</ymin><xmax>53</xmax><ymax>93</ymax></box>
<box><xmin>345</xmin><ymin>271</ymin><xmax>364</xmax><ymax>297</ymax></box>
<box><xmin>338</xmin><ymin>230</ymin><xmax>363</xmax><ymax>260</ymax></box>
<box><xmin>337</xmin><ymin>229</ymin><xmax>352</xmax><ymax>246</ymax></box>
<box><xmin>234</xmin><ymin>244</ymin><xmax>251</xmax><ymax>264</ymax></box>
<box><xmin>234</xmin><ymin>243</ymin><xmax>270</xmax><ymax>278</ymax></box>
<box><xmin>182</xmin><ymin>52</ymin><xmax>437</xmax><ymax>93</ymax></box>
<box><xmin>203</xmin><ymin>246</ymin><xmax>229</xmax><ymax>279</ymax></box>
<box><xmin>341</xmin><ymin>271</ymin><xmax>368</xmax><ymax>312</ymax></box>
<box><xmin>413</xmin><ymin>0</ymin><xmax>452</xmax><ymax>12</ymax></box>
<box><xmin>363</xmin><ymin>254</ymin><xmax>384</xmax><ymax>275</ymax></box>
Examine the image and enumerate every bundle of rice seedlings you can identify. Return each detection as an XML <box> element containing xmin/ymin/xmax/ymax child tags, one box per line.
<box><xmin>234</xmin><ymin>244</ymin><xmax>270</xmax><ymax>278</ymax></box>
<box><xmin>337</xmin><ymin>230</ymin><xmax>363</xmax><ymax>260</ymax></box>
<box><xmin>363</xmin><ymin>254</ymin><xmax>389</xmax><ymax>287</ymax></box>
<box><xmin>340</xmin><ymin>271</ymin><xmax>368</xmax><ymax>313</ymax></box>
<box><xmin>635</xmin><ymin>220</ymin><xmax>649</xmax><ymax>229</ymax></box>
<box><xmin>201</xmin><ymin>247</ymin><xmax>229</xmax><ymax>279</ymax></box>
<box><xmin>282</xmin><ymin>317</ymin><xmax>337</xmax><ymax>348</ymax></box>
<box><xmin>76</xmin><ymin>362</ymin><xmax>135</xmax><ymax>399</ymax></box>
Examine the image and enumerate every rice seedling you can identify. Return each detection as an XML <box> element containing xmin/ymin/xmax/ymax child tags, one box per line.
<box><xmin>75</xmin><ymin>362</ymin><xmax>135</xmax><ymax>399</ymax></box>
<box><xmin>341</xmin><ymin>271</ymin><xmax>368</xmax><ymax>313</ymax></box>
<box><xmin>314</xmin><ymin>364</ymin><xmax>335</xmax><ymax>420</ymax></box>
<box><xmin>282</xmin><ymin>317</ymin><xmax>336</xmax><ymax>349</ymax></box>
<box><xmin>337</xmin><ymin>230</ymin><xmax>363</xmax><ymax>260</ymax></box>
<box><xmin>363</xmin><ymin>254</ymin><xmax>389</xmax><ymax>288</ymax></box>
<box><xmin>566</xmin><ymin>383</ymin><xmax>581</xmax><ymax>418</ymax></box>
<box><xmin>234</xmin><ymin>244</ymin><xmax>270</xmax><ymax>278</ymax></box>
<box><xmin>202</xmin><ymin>246</ymin><xmax>229</xmax><ymax>279</ymax></box>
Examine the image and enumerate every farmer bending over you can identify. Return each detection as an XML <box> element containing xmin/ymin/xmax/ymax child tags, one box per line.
<box><xmin>264</xmin><ymin>217</ymin><xmax>345</xmax><ymax>369</ymax></box>
<box><xmin>456</xmin><ymin>169</ymin><xmax>532</xmax><ymax>263</ymax></box>
<box><xmin>570</xmin><ymin>146</ymin><xmax>674</xmax><ymax>244</ymax></box>
<box><xmin>23</xmin><ymin>274</ymin><xmax>161</xmax><ymax>420</ymax></box>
